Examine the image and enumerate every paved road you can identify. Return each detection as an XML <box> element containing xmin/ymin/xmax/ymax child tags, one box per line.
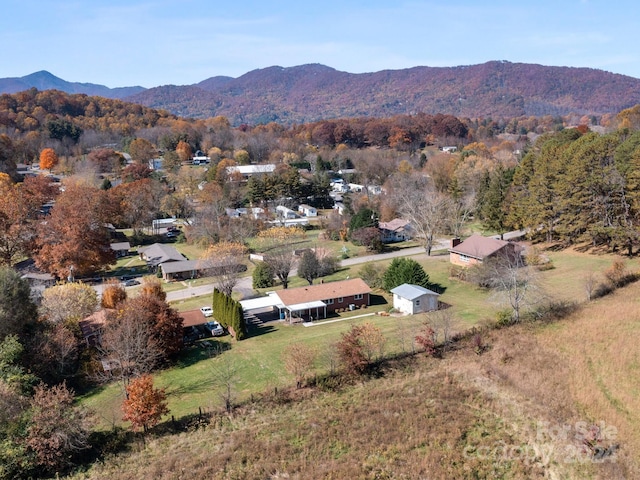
<box><xmin>123</xmin><ymin>231</ymin><xmax>528</xmax><ymax>304</ymax></box>
<box><xmin>166</xmin><ymin>238</ymin><xmax>452</xmax><ymax>303</ymax></box>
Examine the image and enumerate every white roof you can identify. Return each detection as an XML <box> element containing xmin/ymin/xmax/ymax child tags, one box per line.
<box><xmin>286</xmin><ymin>300</ymin><xmax>327</xmax><ymax>311</ymax></box>
<box><xmin>240</xmin><ymin>294</ymin><xmax>283</xmax><ymax>311</ymax></box>
<box><xmin>390</xmin><ymin>283</ymin><xmax>439</xmax><ymax>301</ymax></box>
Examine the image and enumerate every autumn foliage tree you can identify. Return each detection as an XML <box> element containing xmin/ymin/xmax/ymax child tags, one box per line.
<box><xmin>122</xmin><ymin>374</ymin><xmax>169</xmax><ymax>432</ymax></box>
<box><xmin>26</xmin><ymin>382</ymin><xmax>91</xmax><ymax>474</ymax></box>
<box><xmin>337</xmin><ymin>323</ymin><xmax>386</xmax><ymax>376</ymax></box>
<box><xmin>0</xmin><ymin>174</ymin><xmax>58</xmax><ymax>266</ymax></box>
<box><xmin>100</xmin><ymin>279</ymin><xmax>127</xmax><ymax>309</ymax></box>
<box><xmin>39</xmin><ymin>148</ymin><xmax>58</xmax><ymax>170</ymax></box>
<box><xmin>40</xmin><ymin>282</ymin><xmax>98</xmax><ymax>324</ymax></box>
<box><xmin>34</xmin><ymin>182</ymin><xmax>116</xmax><ymax>278</ymax></box>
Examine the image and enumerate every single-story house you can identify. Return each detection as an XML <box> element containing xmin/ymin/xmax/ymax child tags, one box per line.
<box><xmin>448</xmin><ymin>235</ymin><xmax>521</xmax><ymax>267</ymax></box>
<box><xmin>298</xmin><ymin>204</ymin><xmax>318</xmax><ymax>217</ymax></box>
<box><xmin>276</xmin><ymin>205</ymin><xmax>298</xmax><ymax>219</ymax></box>
<box><xmin>390</xmin><ymin>284</ymin><xmax>439</xmax><ymax>314</ymax></box>
<box><xmin>442</xmin><ymin>146</ymin><xmax>458</xmax><ymax>153</ymax></box>
<box><xmin>226</xmin><ymin>207</ymin><xmax>265</xmax><ymax>219</ymax></box>
<box><xmin>160</xmin><ymin>260</ymin><xmax>201</xmax><ymax>281</ymax></box>
<box><xmin>273</xmin><ymin>278</ymin><xmax>372</xmax><ymax>321</ymax></box>
<box><xmin>241</xmin><ymin>279</ymin><xmax>373</xmax><ymax>322</ymax></box>
<box><xmin>110</xmin><ymin>241</ymin><xmax>131</xmax><ymax>258</ymax></box>
<box><xmin>138</xmin><ymin>243</ymin><xmax>186</xmax><ymax>271</ymax></box>
<box><xmin>379</xmin><ymin>219</ymin><xmax>414</xmax><ymax>243</ymax></box>
<box><xmin>226</xmin><ymin>164</ymin><xmax>276</xmax><ymax>180</ymax></box>
<box><xmin>333</xmin><ymin>202</ymin><xmax>345</xmax><ymax>215</ymax></box>
<box><xmin>79</xmin><ymin>309</ymin><xmax>109</xmax><ymax>347</ymax></box>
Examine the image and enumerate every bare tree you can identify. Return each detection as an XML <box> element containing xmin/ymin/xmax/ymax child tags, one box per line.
<box><xmin>198</xmin><ymin>242</ymin><xmax>247</xmax><ymax>296</ymax></box>
<box><xmin>210</xmin><ymin>345</ymin><xmax>238</xmax><ymax>413</ymax></box>
<box><xmin>321</xmin><ymin>341</ymin><xmax>341</xmax><ymax>376</ymax></box>
<box><xmin>583</xmin><ymin>271</ymin><xmax>598</xmax><ymax>301</ymax></box>
<box><xmin>98</xmin><ymin>309</ymin><xmax>162</xmax><ymax>391</ymax></box>
<box><xmin>389</xmin><ymin>173</ymin><xmax>451</xmax><ymax>255</ymax></box>
<box><xmin>484</xmin><ymin>251</ymin><xmax>543</xmax><ymax>323</ymax></box>
<box><xmin>256</xmin><ymin>226</ymin><xmax>306</xmax><ymax>289</ymax></box>
<box><xmin>282</xmin><ymin>343</ymin><xmax>317</xmax><ymax>388</ymax></box>
<box><xmin>427</xmin><ymin>309</ymin><xmax>454</xmax><ymax>355</ymax></box>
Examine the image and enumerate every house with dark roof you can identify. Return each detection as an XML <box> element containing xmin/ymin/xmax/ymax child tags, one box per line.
<box><xmin>379</xmin><ymin>219</ymin><xmax>414</xmax><ymax>243</ymax></box>
<box><xmin>138</xmin><ymin>243</ymin><xmax>186</xmax><ymax>272</ymax></box>
<box><xmin>448</xmin><ymin>235</ymin><xmax>520</xmax><ymax>267</ymax></box>
<box><xmin>390</xmin><ymin>283</ymin><xmax>439</xmax><ymax>314</ymax></box>
<box><xmin>110</xmin><ymin>241</ymin><xmax>131</xmax><ymax>258</ymax></box>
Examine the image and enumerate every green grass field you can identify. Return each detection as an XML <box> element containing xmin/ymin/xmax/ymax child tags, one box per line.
<box><xmin>81</xmin><ymin>241</ymin><xmax>630</xmax><ymax>429</ymax></box>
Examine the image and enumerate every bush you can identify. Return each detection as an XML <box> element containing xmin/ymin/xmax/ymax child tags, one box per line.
<box><xmin>382</xmin><ymin>257</ymin><xmax>430</xmax><ymax>291</ymax></box>
<box><xmin>252</xmin><ymin>261</ymin><xmax>274</xmax><ymax>289</ymax></box>
<box><xmin>495</xmin><ymin>309</ymin><xmax>514</xmax><ymax>327</ymax></box>
<box><xmin>359</xmin><ymin>263</ymin><xmax>385</xmax><ymax>289</ymax></box>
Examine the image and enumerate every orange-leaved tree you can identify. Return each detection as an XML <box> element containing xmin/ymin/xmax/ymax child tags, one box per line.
<box><xmin>39</xmin><ymin>148</ymin><xmax>58</xmax><ymax>170</ymax></box>
<box><xmin>122</xmin><ymin>374</ymin><xmax>169</xmax><ymax>432</ymax></box>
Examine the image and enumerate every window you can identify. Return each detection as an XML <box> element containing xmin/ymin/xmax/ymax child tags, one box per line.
<box><xmin>460</xmin><ymin>254</ymin><xmax>470</xmax><ymax>263</ymax></box>
<box><xmin>325</xmin><ymin>298</ymin><xmax>334</xmax><ymax>305</ymax></box>
<box><xmin>338</xmin><ymin>297</ymin><xmax>344</xmax><ymax>303</ymax></box>
<box><xmin>354</xmin><ymin>294</ymin><xmax>363</xmax><ymax>300</ymax></box>
<box><xmin>415</xmin><ymin>300</ymin><xmax>420</xmax><ymax>306</ymax></box>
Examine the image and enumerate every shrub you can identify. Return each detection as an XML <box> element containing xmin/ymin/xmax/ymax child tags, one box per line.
<box><xmin>252</xmin><ymin>261</ymin><xmax>274</xmax><ymax>289</ymax></box>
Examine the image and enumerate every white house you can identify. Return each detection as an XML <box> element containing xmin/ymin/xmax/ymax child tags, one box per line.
<box><xmin>276</xmin><ymin>205</ymin><xmax>298</xmax><ymax>219</ymax></box>
<box><xmin>298</xmin><ymin>204</ymin><xmax>318</xmax><ymax>217</ymax></box>
<box><xmin>226</xmin><ymin>164</ymin><xmax>276</xmax><ymax>179</ymax></box>
<box><xmin>379</xmin><ymin>219</ymin><xmax>414</xmax><ymax>243</ymax></box>
<box><xmin>390</xmin><ymin>283</ymin><xmax>439</xmax><ymax>314</ymax></box>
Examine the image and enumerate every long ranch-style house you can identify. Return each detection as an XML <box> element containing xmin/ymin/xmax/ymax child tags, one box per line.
<box><xmin>241</xmin><ymin>278</ymin><xmax>372</xmax><ymax>323</ymax></box>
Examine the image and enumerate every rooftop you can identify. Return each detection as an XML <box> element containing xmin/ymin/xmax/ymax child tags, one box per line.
<box><xmin>449</xmin><ymin>234</ymin><xmax>511</xmax><ymax>260</ymax></box>
<box><xmin>275</xmin><ymin>278</ymin><xmax>371</xmax><ymax>306</ymax></box>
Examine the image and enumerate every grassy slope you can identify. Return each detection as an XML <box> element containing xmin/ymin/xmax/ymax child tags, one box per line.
<box><xmin>81</xmin><ymin>248</ymin><xmax>624</xmax><ymax>425</ymax></box>
<box><xmin>71</xmin><ymin>275</ymin><xmax>640</xmax><ymax>479</ymax></box>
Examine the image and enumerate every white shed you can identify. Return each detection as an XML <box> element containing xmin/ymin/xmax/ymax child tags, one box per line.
<box><xmin>390</xmin><ymin>283</ymin><xmax>439</xmax><ymax>314</ymax></box>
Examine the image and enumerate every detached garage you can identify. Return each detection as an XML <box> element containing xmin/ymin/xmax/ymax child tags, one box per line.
<box><xmin>390</xmin><ymin>283</ymin><xmax>439</xmax><ymax>314</ymax></box>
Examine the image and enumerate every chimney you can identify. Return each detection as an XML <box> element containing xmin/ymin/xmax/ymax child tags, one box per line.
<box><xmin>451</xmin><ymin>238</ymin><xmax>461</xmax><ymax>248</ymax></box>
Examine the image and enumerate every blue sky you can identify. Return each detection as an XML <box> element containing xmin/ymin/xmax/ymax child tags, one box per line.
<box><xmin>2</xmin><ymin>0</ymin><xmax>638</xmax><ymax>88</ymax></box>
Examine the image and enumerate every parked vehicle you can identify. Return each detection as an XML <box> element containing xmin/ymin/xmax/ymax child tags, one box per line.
<box><xmin>200</xmin><ymin>306</ymin><xmax>213</xmax><ymax>317</ymax></box>
<box><xmin>205</xmin><ymin>321</ymin><xmax>224</xmax><ymax>336</ymax></box>
<box><xmin>122</xmin><ymin>279</ymin><xmax>139</xmax><ymax>287</ymax></box>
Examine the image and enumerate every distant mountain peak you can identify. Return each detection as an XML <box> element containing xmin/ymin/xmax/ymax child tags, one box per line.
<box><xmin>2</xmin><ymin>61</ymin><xmax>640</xmax><ymax>124</ymax></box>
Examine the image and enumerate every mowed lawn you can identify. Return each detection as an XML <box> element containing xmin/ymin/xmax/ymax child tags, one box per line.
<box><xmin>80</xmin><ymin>245</ymin><xmax>628</xmax><ymax>427</ymax></box>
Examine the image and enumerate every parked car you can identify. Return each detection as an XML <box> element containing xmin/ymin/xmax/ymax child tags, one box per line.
<box><xmin>122</xmin><ymin>279</ymin><xmax>139</xmax><ymax>287</ymax></box>
<box><xmin>165</xmin><ymin>231</ymin><xmax>178</xmax><ymax>238</ymax></box>
<box><xmin>205</xmin><ymin>320</ymin><xmax>224</xmax><ymax>336</ymax></box>
<box><xmin>200</xmin><ymin>306</ymin><xmax>213</xmax><ymax>317</ymax></box>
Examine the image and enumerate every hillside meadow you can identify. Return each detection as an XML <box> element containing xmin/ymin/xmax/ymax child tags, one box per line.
<box><xmin>80</xmin><ymin>247</ymin><xmax>628</xmax><ymax>426</ymax></box>
<box><xmin>70</xmin><ymin>257</ymin><xmax>640</xmax><ymax>479</ymax></box>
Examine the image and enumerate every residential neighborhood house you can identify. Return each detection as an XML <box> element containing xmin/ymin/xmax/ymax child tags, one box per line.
<box><xmin>298</xmin><ymin>204</ymin><xmax>318</xmax><ymax>217</ymax></box>
<box><xmin>379</xmin><ymin>219</ymin><xmax>414</xmax><ymax>243</ymax></box>
<box><xmin>240</xmin><ymin>278</ymin><xmax>372</xmax><ymax>322</ymax></box>
<box><xmin>448</xmin><ymin>235</ymin><xmax>521</xmax><ymax>267</ymax></box>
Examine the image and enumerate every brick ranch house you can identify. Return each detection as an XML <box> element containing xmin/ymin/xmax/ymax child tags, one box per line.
<box><xmin>449</xmin><ymin>234</ymin><xmax>521</xmax><ymax>267</ymax></box>
<box><xmin>242</xmin><ymin>278</ymin><xmax>372</xmax><ymax>322</ymax></box>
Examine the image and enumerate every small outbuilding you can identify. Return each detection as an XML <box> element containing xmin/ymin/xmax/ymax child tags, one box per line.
<box><xmin>390</xmin><ymin>283</ymin><xmax>439</xmax><ymax>314</ymax></box>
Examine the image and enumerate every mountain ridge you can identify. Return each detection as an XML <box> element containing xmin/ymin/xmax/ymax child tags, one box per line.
<box><xmin>2</xmin><ymin>62</ymin><xmax>640</xmax><ymax>124</ymax></box>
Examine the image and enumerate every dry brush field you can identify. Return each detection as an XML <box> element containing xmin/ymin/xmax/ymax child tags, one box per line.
<box><xmin>70</xmin><ymin>274</ymin><xmax>640</xmax><ymax>479</ymax></box>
